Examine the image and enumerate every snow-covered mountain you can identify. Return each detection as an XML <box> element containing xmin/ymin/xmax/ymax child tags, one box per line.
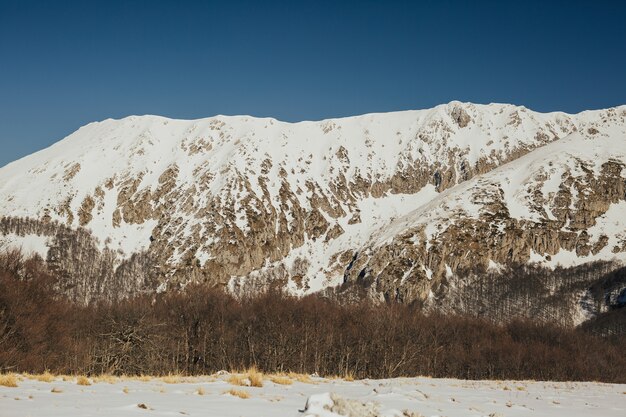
<box><xmin>1</xmin><ymin>102</ymin><xmax>625</xmax><ymax>305</ymax></box>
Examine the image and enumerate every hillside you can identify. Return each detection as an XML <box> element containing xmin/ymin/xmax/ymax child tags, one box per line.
<box><xmin>1</xmin><ymin>102</ymin><xmax>625</xmax><ymax>309</ymax></box>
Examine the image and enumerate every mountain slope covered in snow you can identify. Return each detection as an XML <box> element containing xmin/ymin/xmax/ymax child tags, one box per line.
<box><xmin>0</xmin><ymin>102</ymin><xmax>625</xmax><ymax>307</ymax></box>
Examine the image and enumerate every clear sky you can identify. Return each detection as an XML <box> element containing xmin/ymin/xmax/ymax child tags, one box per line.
<box><xmin>1</xmin><ymin>0</ymin><xmax>625</xmax><ymax>167</ymax></box>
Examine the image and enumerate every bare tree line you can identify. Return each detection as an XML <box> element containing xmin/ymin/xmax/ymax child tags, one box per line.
<box><xmin>1</xmin><ymin>216</ymin><xmax>158</xmax><ymax>303</ymax></box>
<box><xmin>429</xmin><ymin>261</ymin><xmax>626</xmax><ymax>327</ymax></box>
<box><xmin>0</xmin><ymin>249</ymin><xmax>624</xmax><ymax>382</ymax></box>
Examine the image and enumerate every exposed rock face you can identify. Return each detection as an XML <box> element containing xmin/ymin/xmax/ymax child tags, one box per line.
<box><xmin>0</xmin><ymin>102</ymin><xmax>625</xmax><ymax>304</ymax></box>
<box><xmin>450</xmin><ymin>104</ymin><xmax>471</xmax><ymax>128</ymax></box>
<box><xmin>342</xmin><ymin>132</ymin><xmax>626</xmax><ymax>306</ymax></box>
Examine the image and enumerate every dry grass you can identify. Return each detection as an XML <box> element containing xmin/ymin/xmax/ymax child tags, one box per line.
<box><xmin>94</xmin><ymin>374</ymin><xmax>153</xmax><ymax>383</ymax></box>
<box><xmin>516</xmin><ymin>386</ymin><xmax>526</xmax><ymax>391</ymax></box>
<box><xmin>227</xmin><ymin>374</ymin><xmax>247</xmax><ymax>386</ymax></box>
<box><xmin>33</xmin><ymin>372</ymin><xmax>55</xmax><ymax>383</ymax></box>
<box><xmin>326</xmin><ymin>371</ymin><xmax>356</xmax><ymax>382</ymax></box>
<box><xmin>0</xmin><ymin>374</ymin><xmax>19</xmax><ymax>388</ymax></box>
<box><xmin>122</xmin><ymin>387</ymin><xmax>129</xmax><ymax>394</ymax></box>
<box><xmin>76</xmin><ymin>376</ymin><xmax>91</xmax><ymax>386</ymax></box>
<box><xmin>92</xmin><ymin>374</ymin><xmax>118</xmax><ymax>384</ymax></box>
<box><xmin>227</xmin><ymin>367</ymin><xmax>264</xmax><ymax>387</ymax></box>
<box><xmin>247</xmin><ymin>367</ymin><xmax>263</xmax><ymax>387</ymax></box>
<box><xmin>161</xmin><ymin>374</ymin><xmax>185</xmax><ymax>384</ymax></box>
<box><xmin>196</xmin><ymin>386</ymin><xmax>206</xmax><ymax>395</ymax></box>
<box><xmin>268</xmin><ymin>375</ymin><xmax>293</xmax><ymax>385</ymax></box>
<box><xmin>5</xmin><ymin>370</ymin><xmax>316</xmax><ymax>390</ymax></box>
<box><xmin>50</xmin><ymin>387</ymin><xmax>63</xmax><ymax>394</ymax></box>
<box><xmin>223</xmin><ymin>389</ymin><xmax>250</xmax><ymax>399</ymax></box>
<box><xmin>288</xmin><ymin>372</ymin><xmax>314</xmax><ymax>384</ymax></box>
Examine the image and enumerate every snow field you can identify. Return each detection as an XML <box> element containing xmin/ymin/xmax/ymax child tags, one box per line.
<box><xmin>1</xmin><ymin>373</ymin><xmax>624</xmax><ymax>417</ymax></box>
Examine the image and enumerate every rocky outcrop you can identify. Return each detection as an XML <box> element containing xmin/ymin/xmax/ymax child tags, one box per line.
<box><xmin>450</xmin><ymin>104</ymin><xmax>471</xmax><ymax>128</ymax></box>
<box><xmin>341</xmin><ymin>138</ymin><xmax>626</xmax><ymax>306</ymax></box>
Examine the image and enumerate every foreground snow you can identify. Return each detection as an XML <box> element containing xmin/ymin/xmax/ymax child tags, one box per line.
<box><xmin>1</xmin><ymin>374</ymin><xmax>624</xmax><ymax>417</ymax></box>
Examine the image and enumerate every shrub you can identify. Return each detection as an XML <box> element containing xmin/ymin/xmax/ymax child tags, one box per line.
<box><xmin>247</xmin><ymin>367</ymin><xmax>264</xmax><ymax>388</ymax></box>
<box><xmin>227</xmin><ymin>367</ymin><xmax>263</xmax><ymax>387</ymax></box>
<box><xmin>34</xmin><ymin>372</ymin><xmax>55</xmax><ymax>383</ymax></box>
<box><xmin>0</xmin><ymin>374</ymin><xmax>18</xmax><ymax>387</ymax></box>
<box><xmin>224</xmin><ymin>389</ymin><xmax>250</xmax><ymax>399</ymax></box>
<box><xmin>76</xmin><ymin>375</ymin><xmax>91</xmax><ymax>386</ymax></box>
<box><xmin>268</xmin><ymin>375</ymin><xmax>292</xmax><ymax>385</ymax></box>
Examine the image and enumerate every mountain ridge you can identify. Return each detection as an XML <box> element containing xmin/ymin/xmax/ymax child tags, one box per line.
<box><xmin>1</xmin><ymin>102</ymin><xmax>625</xmax><ymax>309</ymax></box>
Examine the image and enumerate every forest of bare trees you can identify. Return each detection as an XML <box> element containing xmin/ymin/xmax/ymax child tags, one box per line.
<box><xmin>430</xmin><ymin>261</ymin><xmax>626</xmax><ymax>328</ymax></box>
<box><xmin>1</xmin><ymin>248</ymin><xmax>624</xmax><ymax>383</ymax></box>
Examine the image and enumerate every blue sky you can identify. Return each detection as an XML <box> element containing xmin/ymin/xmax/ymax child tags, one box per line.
<box><xmin>1</xmin><ymin>0</ymin><xmax>625</xmax><ymax>167</ymax></box>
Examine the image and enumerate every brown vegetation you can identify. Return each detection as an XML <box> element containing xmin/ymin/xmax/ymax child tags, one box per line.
<box><xmin>267</xmin><ymin>375</ymin><xmax>292</xmax><ymax>385</ymax></box>
<box><xmin>224</xmin><ymin>388</ymin><xmax>250</xmax><ymax>399</ymax></box>
<box><xmin>228</xmin><ymin>367</ymin><xmax>263</xmax><ymax>387</ymax></box>
<box><xmin>431</xmin><ymin>261</ymin><xmax>626</xmax><ymax>328</ymax></box>
<box><xmin>0</xmin><ymin>250</ymin><xmax>624</xmax><ymax>383</ymax></box>
<box><xmin>0</xmin><ymin>373</ymin><xmax>18</xmax><ymax>387</ymax></box>
<box><xmin>33</xmin><ymin>371</ymin><xmax>55</xmax><ymax>383</ymax></box>
<box><xmin>76</xmin><ymin>375</ymin><xmax>91</xmax><ymax>386</ymax></box>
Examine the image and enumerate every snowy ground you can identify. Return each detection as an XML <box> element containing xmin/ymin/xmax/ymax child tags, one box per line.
<box><xmin>1</xmin><ymin>374</ymin><xmax>624</xmax><ymax>417</ymax></box>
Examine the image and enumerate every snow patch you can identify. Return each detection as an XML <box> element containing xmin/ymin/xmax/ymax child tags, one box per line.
<box><xmin>0</xmin><ymin>233</ymin><xmax>49</xmax><ymax>259</ymax></box>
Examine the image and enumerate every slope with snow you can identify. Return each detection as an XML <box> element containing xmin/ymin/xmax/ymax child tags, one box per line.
<box><xmin>0</xmin><ymin>102</ymin><xmax>625</xmax><ymax>302</ymax></box>
<box><xmin>344</xmin><ymin>125</ymin><xmax>626</xmax><ymax>310</ymax></box>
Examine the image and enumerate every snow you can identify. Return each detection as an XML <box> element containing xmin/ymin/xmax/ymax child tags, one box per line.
<box><xmin>487</xmin><ymin>260</ymin><xmax>504</xmax><ymax>272</ymax></box>
<box><xmin>368</xmin><ymin>129</ymin><xmax>626</xmax><ymax>268</ymax></box>
<box><xmin>0</xmin><ymin>102</ymin><xmax>625</xmax><ymax>285</ymax></box>
<box><xmin>2</xmin><ymin>374</ymin><xmax>624</xmax><ymax>417</ymax></box>
<box><xmin>587</xmin><ymin>200</ymin><xmax>626</xmax><ymax>244</ymax></box>
<box><xmin>302</xmin><ymin>393</ymin><xmax>343</xmax><ymax>417</ymax></box>
<box><xmin>0</xmin><ymin>233</ymin><xmax>49</xmax><ymax>259</ymax></box>
<box><xmin>484</xmin><ymin>130</ymin><xmax>626</xmax><ymax>224</ymax></box>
